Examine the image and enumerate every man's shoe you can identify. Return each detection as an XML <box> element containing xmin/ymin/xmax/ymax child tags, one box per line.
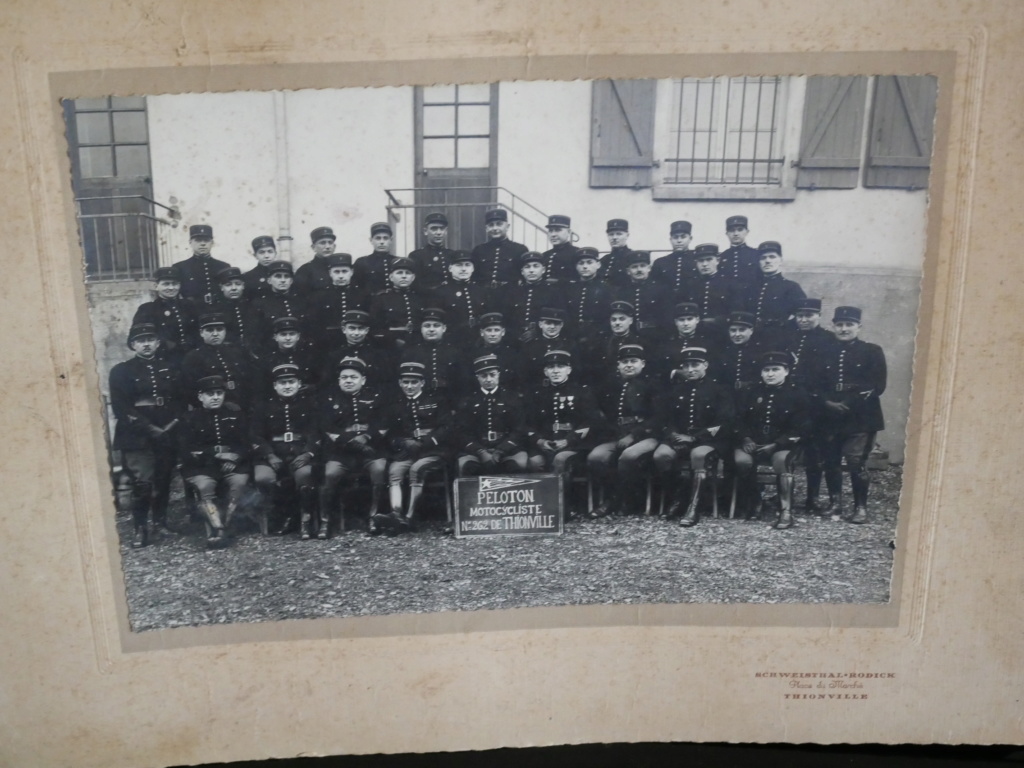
<box><xmin>849</xmin><ymin>506</ymin><xmax>868</xmax><ymax>524</ymax></box>
<box><xmin>131</xmin><ymin>525</ymin><xmax>148</xmax><ymax>549</ymax></box>
<box><xmin>774</xmin><ymin>509</ymin><xmax>794</xmax><ymax>530</ymax></box>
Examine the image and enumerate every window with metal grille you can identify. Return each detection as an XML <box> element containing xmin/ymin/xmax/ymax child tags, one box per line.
<box><xmin>663</xmin><ymin>77</ymin><xmax>786</xmax><ymax>186</ymax></box>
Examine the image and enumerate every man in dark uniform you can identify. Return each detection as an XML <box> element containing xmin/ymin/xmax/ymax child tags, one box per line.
<box><xmin>352</xmin><ymin>222</ymin><xmax>396</xmax><ymax>295</ymax></box>
<box><xmin>172</xmin><ymin>224</ymin><xmax>231</xmax><ymax>307</ymax></box>
<box><xmin>180</xmin><ymin>312</ymin><xmax>254</xmax><ymax>409</ymax></box>
<box><xmin>734</xmin><ymin>351</ymin><xmax>813</xmax><ymax>528</ymax></box>
<box><xmin>520</xmin><ymin>307</ymin><xmax>581</xmax><ymax>387</ymax></box>
<box><xmin>597</xmin><ymin>218</ymin><xmax>634</xmax><ymax>288</ymax></box>
<box><xmin>382</xmin><ymin>361</ymin><xmax>456</xmax><ymax>529</ymax></box>
<box><xmin>650</xmin><ymin>220</ymin><xmax>697</xmax><ymax>296</ymax></box>
<box><xmin>317</xmin><ymin>356</ymin><xmax>389</xmax><ymax>532</ymax></box>
<box><xmin>400</xmin><ymin>308</ymin><xmax>465</xmax><ymax>401</ymax></box>
<box><xmin>369</xmin><ymin>257</ymin><xmax>426</xmax><ymax>352</ymax></box>
<box><xmin>293</xmin><ymin>225</ymin><xmax>338</xmax><ymax>296</ymax></box>
<box><xmin>471</xmin><ymin>207</ymin><xmax>528</xmax><ymax>287</ymax></box>
<box><xmin>563</xmin><ymin>247</ymin><xmax>614</xmax><ymax>345</ymax></box>
<box><xmin>109</xmin><ymin>323</ymin><xmax>184</xmax><ymax>547</ymax></box>
<box><xmin>467</xmin><ymin>312</ymin><xmax>522</xmax><ymax>392</ymax></box>
<box><xmin>244</xmin><ymin>260</ymin><xmax>306</xmax><ymax>357</ymax></box>
<box><xmin>587</xmin><ymin>344</ymin><xmax>659</xmax><ymax>517</ymax></box>
<box><xmin>322</xmin><ymin>310</ymin><xmax>394</xmax><ymax>392</ymax></box>
<box><xmin>782</xmin><ymin>298</ymin><xmax>835</xmax><ymax>512</ymax></box>
<box><xmin>655</xmin><ymin>302</ymin><xmax>719</xmax><ymax>384</ymax></box>
<box><xmin>455</xmin><ymin>355</ymin><xmax>529</xmax><ymax>476</ymax></box>
<box><xmin>652</xmin><ymin>346</ymin><xmax>734</xmax><ymax>526</ymax></box>
<box><xmin>680</xmin><ymin>243</ymin><xmax>741</xmax><ymax>339</ymax></box>
<box><xmin>718</xmin><ymin>215</ymin><xmax>761</xmax><ymax>286</ymax></box>
<box><xmin>213</xmin><ymin>267</ymin><xmax>256</xmax><ymax>351</ymax></box>
<box><xmin>541</xmin><ymin>214</ymin><xmax>581</xmax><ymax>283</ymax></box>
<box><xmin>178</xmin><ymin>374</ymin><xmax>252</xmax><ymax>549</ymax></box>
<box><xmin>582</xmin><ymin>300</ymin><xmax>642</xmax><ymax>382</ymax></box>
<box><xmin>714</xmin><ymin>311</ymin><xmax>763</xmax><ymax>394</ymax></box>
<box><xmin>613</xmin><ymin>250</ymin><xmax>671</xmax><ymax>344</ymax></box>
<box><xmin>132</xmin><ymin>266</ymin><xmax>199</xmax><ymax>360</ymax></box>
<box><xmin>742</xmin><ymin>241</ymin><xmax>806</xmax><ymax>349</ymax></box>
<box><xmin>304</xmin><ymin>253</ymin><xmax>368</xmax><ymax>356</ymax></box>
<box><xmin>249</xmin><ymin>363</ymin><xmax>320</xmax><ymax>538</ymax></box>
<box><xmin>243</xmin><ymin>235</ymin><xmax>279</xmax><ymax>302</ymax></box>
<box><xmin>408</xmin><ymin>212</ymin><xmax>455</xmax><ymax>290</ymax></box>
<box><xmin>526</xmin><ymin>350</ymin><xmax>602</xmax><ymax>474</ymax></box>
<box><xmin>819</xmin><ymin>306</ymin><xmax>887</xmax><ymax>524</ymax></box>
<box><xmin>254</xmin><ymin>316</ymin><xmax>320</xmax><ymax>399</ymax></box>
<box><xmin>505</xmin><ymin>251</ymin><xmax>565</xmax><ymax>343</ymax></box>
<box><xmin>431</xmin><ymin>250</ymin><xmax>490</xmax><ymax>347</ymax></box>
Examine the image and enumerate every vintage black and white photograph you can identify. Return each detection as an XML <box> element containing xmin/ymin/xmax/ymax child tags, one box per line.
<box><xmin>67</xmin><ymin>74</ymin><xmax>934</xmax><ymax>631</ymax></box>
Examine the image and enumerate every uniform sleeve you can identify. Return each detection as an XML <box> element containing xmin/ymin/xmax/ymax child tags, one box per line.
<box><xmin>109</xmin><ymin>363</ymin><xmax>153</xmax><ymax>431</ymax></box>
<box><xmin>869</xmin><ymin>343</ymin><xmax>887</xmax><ymax>396</ymax></box>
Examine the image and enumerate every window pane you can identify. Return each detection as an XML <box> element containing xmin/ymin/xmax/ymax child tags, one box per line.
<box><xmin>423</xmin><ymin>138</ymin><xmax>455</xmax><ymax>168</ymax></box>
<box><xmin>422</xmin><ymin>84</ymin><xmax>455</xmax><ymax>104</ymax></box>
<box><xmin>456</xmin><ymin>83</ymin><xmax>490</xmax><ymax>103</ymax></box>
<box><xmin>115</xmin><ymin>145</ymin><xmax>150</xmax><ymax>177</ymax></box>
<box><xmin>456</xmin><ymin>138</ymin><xmax>489</xmax><ymax>168</ymax></box>
<box><xmin>79</xmin><ymin>146</ymin><xmax>113</xmax><ymax>177</ymax></box>
<box><xmin>110</xmin><ymin>96</ymin><xmax>145</xmax><ymax>109</ymax></box>
<box><xmin>76</xmin><ymin>112</ymin><xmax>111</xmax><ymax>144</ymax></box>
<box><xmin>423</xmin><ymin>105</ymin><xmax>455</xmax><ymax>136</ymax></box>
<box><xmin>458</xmin><ymin>104</ymin><xmax>490</xmax><ymax>136</ymax></box>
<box><xmin>113</xmin><ymin>112</ymin><xmax>148</xmax><ymax>143</ymax></box>
<box><xmin>74</xmin><ymin>97</ymin><xmax>110</xmax><ymax>111</ymax></box>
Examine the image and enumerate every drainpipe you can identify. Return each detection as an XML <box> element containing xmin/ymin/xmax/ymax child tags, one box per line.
<box><xmin>273</xmin><ymin>90</ymin><xmax>293</xmax><ymax>260</ymax></box>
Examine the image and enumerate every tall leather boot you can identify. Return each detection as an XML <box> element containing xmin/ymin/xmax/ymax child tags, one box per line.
<box><xmin>804</xmin><ymin>468</ymin><xmax>823</xmax><ymax>514</ymax></box>
<box><xmin>201</xmin><ymin>501</ymin><xmax>227</xmax><ymax>549</ymax></box>
<box><xmin>849</xmin><ymin>469</ymin><xmax>869</xmax><ymax>524</ymax></box>
<box><xmin>680</xmin><ymin>471</ymin><xmax>705</xmax><ymax>527</ymax></box>
<box><xmin>299</xmin><ymin>486</ymin><xmax>324</xmax><ymax>540</ymax></box>
<box><xmin>775</xmin><ymin>473</ymin><xmax>795</xmax><ymax>529</ymax></box>
<box><xmin>666</xmin><ymin>474</ymin><xmax>689</xmax><ymax>518</ymax></box>
<box><xmin>590</xmin><ymin>478</ymin><xmax>620</xmax><ymax>518</ymax></box>
<box><xmin>406</xmin><ymin>484</ymin><xmax>424</xmax><ymax>523</ymax></box>
<box><xmin>821</xmin><ymin>468</ymin><xmax>844</xmax><ymax>516</ymax></box>
<box><xmin>131</xmin><ymin>490</ymin><xmax>150</xmax><ymax>549</ymax></box>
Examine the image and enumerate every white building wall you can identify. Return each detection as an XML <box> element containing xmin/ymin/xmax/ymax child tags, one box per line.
<box><xmin>148</xmin><ymin>87</ymin><xmax>414</xmax><ymax>271</ymax></box>
<box><xmin>497</xmin><ymin>80</ymin><xmax>928</xmax><ymax>273</ymax></box>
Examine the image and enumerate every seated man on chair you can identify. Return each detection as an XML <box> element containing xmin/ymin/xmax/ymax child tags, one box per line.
<box><xmin>381</xmin><ymin>361</ymin><xmax>455</xmax><ymax>531</ymax></box>
<box><xmin>652</xmin><ymin>347</ymin><xmax>734</xmax><ymax>527</ymax></box>
<box><xmin>249</xmin><ymin>364</ymin><xmax>320</xmax><ymax>539</ymax></box>
<box><xmin>455</xmin><ymin>355</ymin><xmax>528</xmax><ymax>477</ymax></box>
<box><xmin>734</xmin><ymin>351</ymin><xmax>812</xmax><ymax>529</ymax></box>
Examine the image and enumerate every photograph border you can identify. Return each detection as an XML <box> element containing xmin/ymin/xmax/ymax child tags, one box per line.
<box><xmin>6</xmin><ymin>4</ymin><xmax>1015</xmax><ymax>762</ymax></box>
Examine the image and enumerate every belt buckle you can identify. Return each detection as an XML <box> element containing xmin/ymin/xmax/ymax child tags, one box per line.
<box><xmin>836</xmin><ymin>384</ymin><xmax>844</xmax><ymax>392</ymax></box>
<box><xmin>155</xmin><ymin>396</ymin><xmax>164</xmax><ymax>407</ymax></box>
<box><xmin>283</xmin><ymin>431</ymin><xmax>294</xmax><ymax>443</ymax></box>
<box><xmin>487</xmin><ymin>431</ymin><xmax>499</xmax><ymax>442</ymax></box>
<box><xmin>226</xmin><ymin>380</ymin><xmax>236</xmax><ymax>390</ymax></box>
<box><xmin>204</xmin><ymin>293</ymin><xmax>213</xmax><ymax>304</ymax></box>
<box><xmin>553</xmin><ymin>422</ymin><xmax>570</xmax><ymax>432</ymax></box>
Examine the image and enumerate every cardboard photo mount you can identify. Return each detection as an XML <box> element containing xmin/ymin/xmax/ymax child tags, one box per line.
<box><xmin>2</xmin><ymin>3</ymin><xmax>1021</xmax><ymax>765</ymax></box>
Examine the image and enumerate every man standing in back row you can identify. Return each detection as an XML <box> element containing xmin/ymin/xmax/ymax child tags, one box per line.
<box><xmin>471</xmin><ymin>208</ymin><xmax>528</xmax><ymax>287</ymax></box>
<box><xmin>172</xmin><ymin>224</ymin><xmax>231</xmax><ymax>308</ymax></box>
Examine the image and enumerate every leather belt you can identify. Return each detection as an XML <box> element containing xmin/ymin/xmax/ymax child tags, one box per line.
<box><xmin>552</xmin><ymin>422</ymin><xmax>573</xmax><ymax>432</ymax></box>
<box><xmin>485</xmin><ymin>431</ymin><xmax>503</xmax><ymax>443</ymax></box>
<box><xmin>212</xmin><ymin>445</ymin><xmax>232</xmax><ymax>454</ymax></box>
<box><xmin>272</xmin><ymin>432</ymin><xmax>303</xmax><ymax>443</ymax></box>
<box><xmin>134</xmin><ymin>397</ymin><xmax>165</xmax><ymax>407</ymax></box>
<box><xmin>345</xmin><ymin>424</ymin><xmax>369</xmax><ymax>433</ymax></box>
<box><xmin>617</xmin><ymin>416</ymin><xmax>642</xmax><ymax>426</ymax></box>
<box><xmin>413</xmin><ymin>428</ymin><xmax>433</xmax><ymax>439</ymax></box>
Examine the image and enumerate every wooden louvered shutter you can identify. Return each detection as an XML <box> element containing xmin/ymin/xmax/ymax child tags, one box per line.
<box><xmin>796</xmin><ymin>76</ymin><xmax>868</xmax><ymax>189</ymax></box>
<box><xmin>590</xmin><ymin>79</ymin><xmax>656</xmax><ymax>188</ymax></box>
<box><xmin>865</xmin><ymin>75</ymin><xmax>938</xmax><ymax>189</ymax></box>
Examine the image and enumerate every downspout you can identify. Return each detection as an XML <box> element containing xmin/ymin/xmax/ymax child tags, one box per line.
<box><xmin>273</xmin><ymin>90</ymin><xmax>293</xmax><ymax>260</ymax></box>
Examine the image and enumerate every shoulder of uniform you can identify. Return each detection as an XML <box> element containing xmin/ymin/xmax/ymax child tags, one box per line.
<box><xmin>223</xmin><ymin>402</ymin><xmax>242</xmax><ymax>412</ymax></box>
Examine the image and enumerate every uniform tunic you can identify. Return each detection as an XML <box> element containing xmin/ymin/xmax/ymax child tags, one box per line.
<box><xmin>595</xmin><ymin>374</ymin><xmax>657</xmax><ymax>442</ymax></box>
<box><xmin>172</xmin><ymin>254</ymin><xmax>232</xmax><ymax>307</ymax></box>
<box><xmin>613</xmin><ymin>279</ymin><xmax>672</xmax><ymax>340</ymax></box>
<box><xmin>244</xmin><ymin>290</ymin><xmax>308</xmax><ymax>355</ymax></box>
<box><xmin>408</xmin><ymin>245</ymin><xmax>455</xmax><ymax>290</ymax></box>
<box><xmin>470</xmin><ymin>238</ymin><xmax>528</xmax><ymax>286</ymax></box>
<box><xmin>318</xmin><ymin>387</ymin><xmax>387</xmax><ymax>461</ymax></box>
<box><xmin>597</xmin><ymin>246</ymin><xmax>634</xmax><ymax>288</ymax></box>
<box><xmin>303</xmin><ymin>284</ymin><xmax>369</xmax><ymax>354</ymax></box>
<box><xmin>255</xmin><ymin>346</ymin><xmax>321</xmax><ymax>399</ymax></box>
<box><xmin>742</xmin><ymin>273</ymin><xmax>806</xmax><ymax>331</ymax></box>
<box><xmin>542</xmin><ymin>242</ymin><xmax>582</xmax><ymax>284</ymax></box>
<box><xmin>736</xmin><ymin>382</ymin><xmax>812</xmax><ymax>448</ymax></box>
<box><xmin>653</xmin><ymin>376</ymin><xmax>735</xmax><ymax>455</ymax></box>
<box><xmin>563</xmin><ymin>278</ymin><xmax>614</xmax><ymax>343</ymax></box>
<box><xmin>504</xmin><ymin>280</ymin><xmax>566</xmax><ymax>339</ymax></box>
<box><xmin>519</xmin><ymin>336</ymin><xmax>582</xmax><ymax>388</ymax></box>
<box><xmin>180</xmin><ymin>343</ymin><xmax>254</xmax><ymax>408</ymax></box>
<box><xmin>650</xmin><ymin>251</ymin><xmax>697</xmax><ymax>296</ymax></box>
<box><xmin>527</xmin><ymin>380</ymin><xmax>602</xmax><ymax>450</ymax></box>
<box><xmin>369</xmin><ymin>287</ymin><xmax>427</xmax><ymax>349</ymax></box>
<box><xmin>132</xmin><ymin>297</ymin><xmax>199</xmax><ymax>355</ymax></box>
<box><xmin>292</xmin><ymin>256</ymin><xmax>334</xmax><ymax>296</ymax></box>
<box><xmin>178</xmin><ymin>403</ymin><xmax>251</xmax><ymax>479</ymax></box>
<box><xmin>430</xmin><ymin>279</ymin><xmax>491</xmax><ymax>345</ymax></box>
<box><xmin>351</xmin><ymin>253</ymin><xmax>395</xmax><ymax>295</ymax></box>
<box><xmin>679</xmin><ymin>273</ymin><xmax>741</xmax><ymax>328</ymax></box>
<box><xmin>249</xmin><ymin>391</ymin><xmax>320</xmax><ymax>464</ymax></box>
<box><xmin>400</xmin><ymin>341</ymin><xmax>466</xmax><ymax>399</ymax></box>
<box><xmin>243</xmin><ymin>263</ymin><xmax>275</xmax><ymax>303</ymax></box>
<box><xmin>384</xmin><ymin>391</ymin><xmax>454</xmax><ymax>459</ymax></box>
<box><xmin>109</xmin><ymin>352</ymin><xmax>184</xmax><ymax>452</ymax></box>
<box><xmin>718</xmin><ymin>243</ymin><xmax>761</xmax><ymax>285</ymax></box>
<box><xmin>818</xmin><ymin>338</ymin><xmax>887</xmax><ymax>433</ymax></box>
<box><xmin>455</xmin><ymin>387</ymin><xmax>527</xmax><ymax>458</ymax></box>
<box><xmin>212</xmin><ymin>295</ymin><xmax>258</xmax><ymax>351</ymax></box>
<box><xmin>714</xmin><ymin>339</ymin><xmax>765</xmax><ymax>395</ymax></box>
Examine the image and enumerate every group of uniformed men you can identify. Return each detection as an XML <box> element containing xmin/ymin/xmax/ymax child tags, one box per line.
<box><xmin>109</xmin><ymin>211</ymin><xmax>887</xmax><ymax>549</ymax></box>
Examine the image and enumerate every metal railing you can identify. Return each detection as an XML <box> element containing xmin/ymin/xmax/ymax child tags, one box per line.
<box><xmin>384</xmin><ymin>186</ymin><xmax>550</xmax><ymax>254</ymax></box>
<box><xmin>76</xmin><ymin>195</ymin><xmax>180</xmax><ymax>281</ymax></box>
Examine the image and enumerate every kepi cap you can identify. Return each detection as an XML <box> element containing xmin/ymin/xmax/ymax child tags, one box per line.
<box><xmin>484</xmin><ymin>208</ymin><xmax>508</xmax><ymax>223</ymax></box>
<box><xmin>606</xmin><ymin>218</ymin><xmax>628</xmax><ymax>233</ymax></box>
<box><xmin>694</xmin><ymin>243</ymin><xmax>720</xmax><ymax>259</ymax></box>
<box><xmin>251</xmin><ymin>235</ymin><xmax>275</xmax><ymax>252</ymax></box>
<box><xmin>189</xmin><ymin>224</ymin><xmax>213</xmax><ymax>239</ymax></box>
<box><xmin>833</xmin><ymin>306</ymin><xmax>862</xmax><ymax>323</ymax></box>
<box><xmin>546</xmin><ymin>214</ymin><xmax>571</xmax><ymax>229</ymax></box>
<box><xmin>670</xmin><ymin>220</ymin><xmax>692</xmax><ymax>235</ymax></box>
<box><xmin>727</xmin><ymin>311</ymin><xmax>756</xmax><ymax>328</ymax></box>
<box><xmin>310</xmin><ymin>226</ymin><xmax>336</xmax><ymax>243</ymax></box>
<box><xmin>725</xmin><ymin>215</ymin><xmax>748</xmax><ymax>230</ymax></box>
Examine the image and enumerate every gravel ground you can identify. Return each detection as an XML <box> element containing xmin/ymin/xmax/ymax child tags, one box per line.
<box><xmin>117</xmin><ymin>466</ymin><xmax>902</xmax><ymax>632</ymax></box>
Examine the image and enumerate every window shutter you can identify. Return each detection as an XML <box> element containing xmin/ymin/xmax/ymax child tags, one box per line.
<box><xmin>796</xmin><ymin>76</ymin><xmax>868</xmax><ymax>189</ymax></box>
<box><xmin>865</xmin><ymin>75</ymin><xmax>938</xmax><ymax>189</ymax></box>
<box><xmin>590</xmin><ymin>79</ymin><xmax>656</xmax><ymax>188</ymax></box>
